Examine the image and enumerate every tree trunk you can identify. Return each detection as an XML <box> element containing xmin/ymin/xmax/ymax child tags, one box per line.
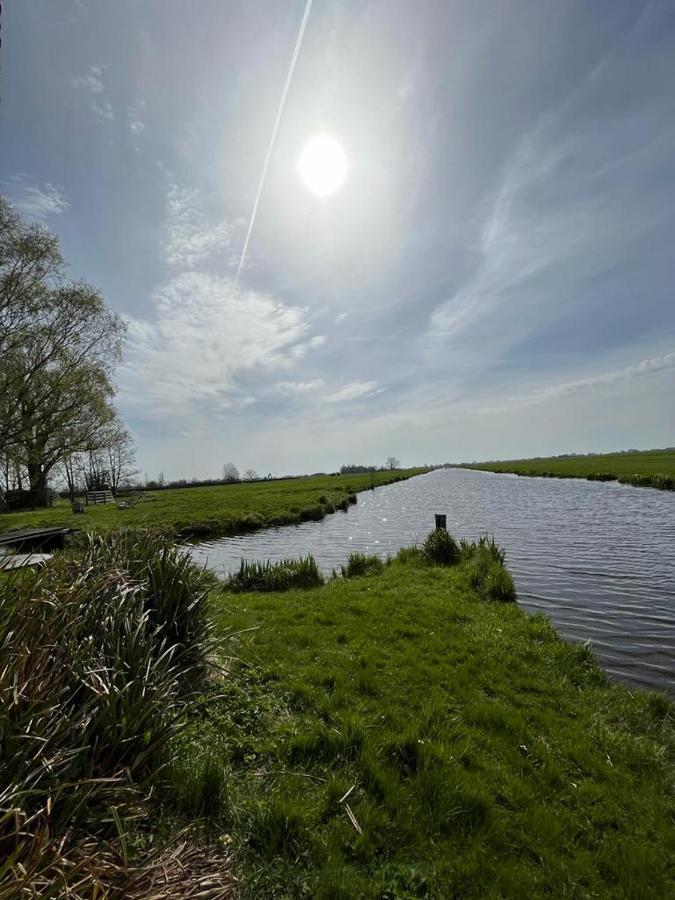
<box><xmin>26</xmin><ymin>463</ymin><xmax>49</xmax><ymax>508</ymax></box>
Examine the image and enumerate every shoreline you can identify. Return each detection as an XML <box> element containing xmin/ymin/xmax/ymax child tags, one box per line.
<box><xmin>0</xmin><ymin>468</ymin><xmax>429</xmax><ymax>543</ymax></box>
<box><xmin>457</xmin><ymin>464</ymin><xmax>674</xmax><ymax>491</ymax></box>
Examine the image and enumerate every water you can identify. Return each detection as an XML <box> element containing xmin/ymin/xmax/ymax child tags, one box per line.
<box><xmin>190</xmin><ymin>469</ymin><xmax>675</xmax><ymax>694</ymax></box>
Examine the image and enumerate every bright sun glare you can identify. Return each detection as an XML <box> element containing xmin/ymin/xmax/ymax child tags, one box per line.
<box><xmin>298</xmin><ymin>134</ymin><xmax>347</xmax><ymax>197</ymax></box>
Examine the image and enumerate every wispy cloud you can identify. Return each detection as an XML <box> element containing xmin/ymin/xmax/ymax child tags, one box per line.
<box><xmin>480</xmin><ymin>351</ymin><xmax>675</xmax><ymax>413</ymax></box>
<box><xmin>72</xmin><ymin>64</ymin><xmax>114</xmax><ymax>123</ymax></box>
<box><xmin>428</xmin><ymin>72</ymin><xmax>675</xmax><ymax>350</ymax></box>
<box><xmin>4</xmin><ymin>177</ymin><xmax>69</xmax><ymax>221</ymax></box>
<box><xmin>120</xmin><ymin>273</ymin><xmax>325</xmax><ymax>416</ymax></box>
<box><xmin>163</xmin><ymin>174</ymin><xmax>239</xmax><ymax>269</ymax></box>
<box><xmin>429</xmin><ymin>134</ymin><xmax>594</xmax><ymax>340</ymax></box>
<box><xmin>325</xmin><ymin>381</ymin><xmax>379</xmax><ymax>404</ymax></box>
<box><xmin>274</xmin><ymin>379</ymin><xmax>325</xmax><ymax>395</ymax></box>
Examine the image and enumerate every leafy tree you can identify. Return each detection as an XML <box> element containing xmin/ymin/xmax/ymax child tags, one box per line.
<box><xmin>0</xmin><ymin>197</ymin><xmax>126</xmax><ymax>506</ymax></box>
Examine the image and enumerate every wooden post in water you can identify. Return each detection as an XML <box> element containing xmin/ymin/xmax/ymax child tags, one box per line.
<box><xmin>434</xmin><ymin>514</ymin><xmax>447</xmax><ymax>531</ymax></box>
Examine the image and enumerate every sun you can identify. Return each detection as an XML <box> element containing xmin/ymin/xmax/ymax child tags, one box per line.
<box><xmin>298</xmin><ymin>134</ymin><xmax>348</xmax><ymax>197</ymax></box>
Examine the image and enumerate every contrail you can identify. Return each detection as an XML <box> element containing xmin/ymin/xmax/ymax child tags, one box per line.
<box><xmin>235</xmin><ymin>0</ymin><xmax>314</xmax><ymax>283</ymax></box>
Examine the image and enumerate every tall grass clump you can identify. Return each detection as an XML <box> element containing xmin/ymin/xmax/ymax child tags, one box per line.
<box><xmin>340</xmin><ymin>552</ymin><xmax>385</xmax><ymax>578</ymax></box>
<box><xmin>462</xmin><ymin>535</ymin><xmax>516</xmax><ymax>603</ymax></box>
<box><xmin>0</xmin><ymin>532</ymin><xmax>216</xmax><ymax>898</ymax></box>
<box><xmin>226</xmin><ymin>556</ymin><xmax>324</xmax><ymax>593</ymax></box>
<box><xmin>80</xmin><ymin>530</ymin><xmax>214</xmax><ymax>679</ymax></box>
<box><xmin>422</xmin><ymin>527</ymin><xmax>460</xmax><ymax>566</ymax></box>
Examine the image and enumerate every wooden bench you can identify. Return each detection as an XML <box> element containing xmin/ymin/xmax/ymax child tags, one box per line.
<box><xmin>86</xmin><ymin>490</ymin><xmax>114</xmax><ymax>504</ymax></box>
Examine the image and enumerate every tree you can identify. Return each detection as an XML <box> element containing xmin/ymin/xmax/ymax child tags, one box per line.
<box><xmin>243</xmin><ymin>469</ymin><xmax>258</xmax><ymax>481</ymax></box>
<box><xmin>104</xmin><ymin>420</ymin><xmax>137</xmax><ymax>491</ymax></box>
<box><xmin>385</xmin><ymin>456</ymin><xmax>400</xmax><ymax>470</ymax></box>
<box><xmin>222</xmin><ymin>463</ymin><xmax>239</xmax><ymax>483</ymax></box>
<box><xmin>0</xmin><ymin>197</ymin><xmax>126</xmax><ymax>506</ymax></box>
<box><xmin>57</xmin><ymin>417</ymin><xmax>138</xmax><ymax>500</ymax></box>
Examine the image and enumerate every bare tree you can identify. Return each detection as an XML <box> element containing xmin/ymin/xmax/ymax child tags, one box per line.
<box><xmin>385</xmin><ymin>456</ymin><xmax>401</xmax><ymax>470</ymax></box>
<box><xmin>222</xmin><ymin>463</ymin><xmax>239</xmax><ymax>483</ymax></box>
<box><xmin>243</xmin><ymin>469</ymin><xmax>258</xmax><ymax>481</ymax></box>
<box><xmin>103</xmin><ymin>419</ymin><xmax>137</xmax><ymax>492</ymax></box>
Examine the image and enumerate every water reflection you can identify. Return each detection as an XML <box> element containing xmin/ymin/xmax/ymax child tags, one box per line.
<box><xmin>190</xmin><ymin>469</ymin><xmax>675</xmax><ymax>694</ymax></box>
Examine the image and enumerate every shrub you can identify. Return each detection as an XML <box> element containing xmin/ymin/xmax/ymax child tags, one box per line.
<box><xmin>422</xmin><ymin>528</ymin><xmax>460</xmax><ymax>566</ymax></box>
<box><xmin>341</xmin><ymin>552</ymin><xmax>384</xmax><ymax>578</ymax></box>
<box><xmin>299</xmin><ymin>504</ymin><xmax>324</xmax><ymax>521</ymax></box>
<box><xmin>226</xmin><ymin>556</ymin><xmax>324</xmax><ymax>592</ymax></box>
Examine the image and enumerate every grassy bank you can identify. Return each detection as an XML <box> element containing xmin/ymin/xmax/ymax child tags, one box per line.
<box><xmin>0</xmin><ymin>469</ymin><xmax>426</xmax><ymax>539</ymax></box>
<box><xmin>459</xmin><ymin>449</ymin><xmax>675</xmax><ymax>490</ymax></box>
<box><xmin>167</xmin><ymin>547</ymin><xmax>674</xmax><ymax>898</ymax></box>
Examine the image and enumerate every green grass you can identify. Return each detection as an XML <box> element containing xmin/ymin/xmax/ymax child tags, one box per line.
<box><xmin>166</xmin><ymin>550</ymin><xmax>674</xmax><ymax>898</ymax></box>
<box><xmin>0</xmin><ymin>469</ymin><xmax>426</xmax><ymax>539</ymax></box>
<box><xmin>459</xmin><ymin>449</ymin><xmax>675</xmax><ymax>490</ymax></box>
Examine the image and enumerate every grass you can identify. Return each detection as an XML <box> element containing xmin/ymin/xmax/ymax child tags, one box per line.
<box><xmin>0</xmin><ymin>469</ymin><xmax>426</xmax><ymax>539</ymax></box>
<box><xmin>163</xmin><ymin>542</ymin><xmax>674</xmax><ymax>898</ymax></box>
<box><xmin>459</xmin><ymin>449</ymin><xmax>675</xmax><ymax>490</ymax></box>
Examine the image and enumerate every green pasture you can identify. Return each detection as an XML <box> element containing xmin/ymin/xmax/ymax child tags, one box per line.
<box><xmin>166</xmin><ymin>551</ymin><xmax>674</xmax><ymax>898</ymax></box>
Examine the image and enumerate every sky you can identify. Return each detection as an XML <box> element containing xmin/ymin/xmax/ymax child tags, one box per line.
<box><xmin>2</xmin><ymin>0</ymin><xmax>674</xmax><ymax>479</ymax></box>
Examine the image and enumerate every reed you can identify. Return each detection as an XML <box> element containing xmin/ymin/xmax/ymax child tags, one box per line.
<box><xmin>0</xmin><ymin>532</ymin><xmax>216</xmax><ymax>898</ymax></box>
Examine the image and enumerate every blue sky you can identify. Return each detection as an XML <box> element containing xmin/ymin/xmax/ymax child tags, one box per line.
<box><xmin>2</xmin><ymin>0</ymin><xmax>674</xmax><ymax>478</ymax></box>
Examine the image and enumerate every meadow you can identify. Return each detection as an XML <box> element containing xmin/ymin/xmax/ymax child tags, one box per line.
<box><xmin>459</xmin><ymin>448</ymin><xmax>675</xmax><ymax>490</ymax></box>
<box><xmin>0</xmin><ymin>469</ymin><xmax>426</xmax><ymax>539</ymax></box>
<box><xmin>165</xmin><ymin>546</ymin><xmax>674</xmax><ymax>899</ymax></box>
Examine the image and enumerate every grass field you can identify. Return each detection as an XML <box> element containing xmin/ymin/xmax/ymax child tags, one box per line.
<box><xmin>459</xmin><ymin>448</ymin><xmax>675</xmax><ymax>490</ymax></box>
<box><xmin>0</xmin><ymin>469</ymin><xmax>426</xmax><ymax>539</ymax></box>
<box><xmin>165</xmin><ymin>551</ymin><xmax>674</xmax><ymax>898</ymax></box>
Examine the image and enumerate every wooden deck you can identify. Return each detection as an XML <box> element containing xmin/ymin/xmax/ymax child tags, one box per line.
<box><xmin>0</xmin><ymin>526</ymin><xmax>74</xmax><ymax>550</ymax></box>
<box><xmin>0</xmin><ymin>552</ymin><xmax>52</xmax><ymax>570</ymax></box>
